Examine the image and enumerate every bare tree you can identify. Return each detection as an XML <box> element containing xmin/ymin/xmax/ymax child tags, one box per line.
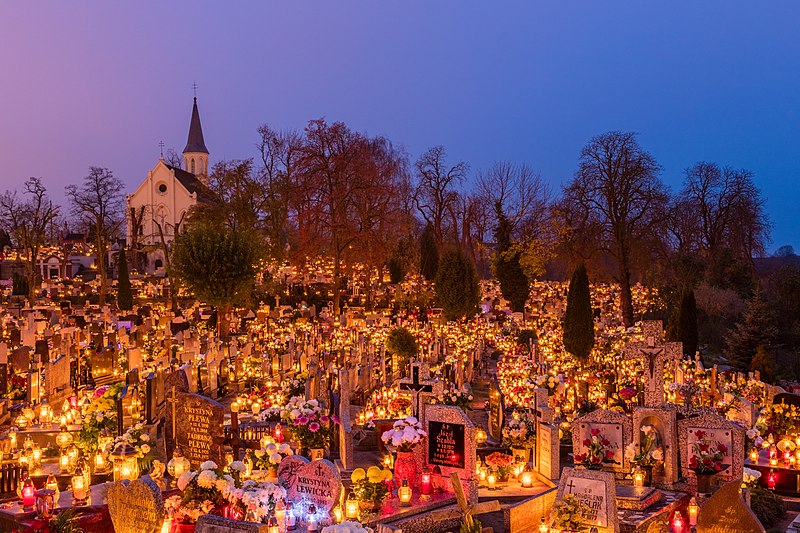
<box><xmin>414</xmin><ymin>146</ymin><xmax>467</xmax><ymax>249</ymax></box>
<box><xmin>66</xmin><ymin>167</ymin><xmax>124</xmax><ymax>305</ymax></box>
<box><xmin>164</xmin><ymin>148</ymin><xmax>183</xmax><ymax>169</ymax></box>
<box><xmin>154</xmin><ymin>213</ymin><xmax>185</xmax><ymax>312</ymax></box>
<box><xmin>560</xmin><ymin>132</ymin><xmax>668</xmax><ymax>326</ymax></box>
<box><xmin>0</xmin><ymin>177</ymin><xmax>60</xmax><ymax>300</ymax></box>
<box><xmin>128</xmin><ymin>206</ymin><xmax>147</xmax><ymax>272</ymax></box>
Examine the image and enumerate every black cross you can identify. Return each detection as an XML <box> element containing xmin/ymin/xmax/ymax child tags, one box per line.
<box><xmin>315</xmin><ymin>463</ymin><xmax>325</xmax><ymax>477</ymax></box>
<box><xmin>639</xmin><ymin>347</ymin><xmax>664</xmax><ymax>379</ymax></box>
<box><xmin>566</xmin><ymin>479</ymin><xmax>576</xmax><ymax>494</ymax></box>
<box><xmin>399</xmin><ymin>364</ymin><xmax>434</xmax><ymax>417</ymax></box>
<box><xmin>192</xmin><ymin>82</ymin><xmax>198</xmax><ymax>97</ymax></box>
<box><xmin>158</xmin><ymin>141</ymin><xmax>165</xmax><ymax>158</ymax></box>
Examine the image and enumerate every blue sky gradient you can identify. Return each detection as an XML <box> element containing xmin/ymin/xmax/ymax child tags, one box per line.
<box><xmin>1</xmin><ymin>2</ymin><xmax>797</xmax><ymax>250</ymax></box>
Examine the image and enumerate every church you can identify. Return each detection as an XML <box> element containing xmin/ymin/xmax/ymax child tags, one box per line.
<box><xmin>125</xmin><ymin>97</ymin><xmax>213</xmax><ymax>275</ymax></box>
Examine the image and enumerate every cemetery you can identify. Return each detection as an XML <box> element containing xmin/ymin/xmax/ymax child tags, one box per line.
<box><xmin>0</xmin><ymin>275</ymin><xmax>791</xmax><ymax>533</ymax></box>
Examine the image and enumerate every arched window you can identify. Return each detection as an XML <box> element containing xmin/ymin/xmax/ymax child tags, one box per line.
<box><xmin>154</xmin><ymin>259</ymin><xmax>163</xmax><ymax>270</ymax></box>
<box><xmin>191</xmin><ymin>158</ymin><xmax>196</xmax><ymax>174</ymax></box>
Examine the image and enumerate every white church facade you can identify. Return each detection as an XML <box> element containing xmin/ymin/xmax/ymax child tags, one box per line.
<box><xmin>125</xmin><ymin>97</ymin><xmax>212</xmax><ymax>274</ymax></box>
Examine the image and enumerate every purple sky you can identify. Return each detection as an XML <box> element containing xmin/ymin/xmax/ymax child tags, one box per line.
<box><xmin>1</xmin><ymin>2</ymin><xmax>798</xmax><ymax>251</ymax></box>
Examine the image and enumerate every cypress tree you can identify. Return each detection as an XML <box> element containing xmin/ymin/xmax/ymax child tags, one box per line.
<box><xmin>435</xmin><ymin>247</ymin><xmax>480</xmax><ymax>321</ymax></box>
<box><xmin>493</xmin><ymin>202</ymin><xmax>529</xmax><ymax>312</ymax></box>
<box><xmin>563</xmin><ymin>263</ymin><xmax>594</xmax><ymax>360</ymax></box>
<box><xmin>419</xmin><ymin>223</ymin><xmax>439</xmax><ymax>281</ymax></box>
<box><xmin>117</xmin><ymin>246</ymin><xmax>133</xmax><ymax>311</ymax></box>
<box><xmin>726</xmin><ymin>288</ymin><xmax>777</xmax><ymax>371</ymax></box>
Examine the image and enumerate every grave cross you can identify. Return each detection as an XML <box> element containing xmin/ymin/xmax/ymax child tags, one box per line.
<box><xmin>428</xmin><ymin>473</ymin><xmax>500</xmax><ymax>523</ymax></box>
<box><xmin>397</xmin><ymin>363</ymin><xmax>438</xmax><ymax>418</ymax></box>
<box><xmin>566</xmin><ymin>479</ymin><xmax>577</xmax><ymax>494</ymax></box>
<box><xmin>623</xmin><ymin>321</ymin><xmax>682</xmax><ymax>407</ymax></box>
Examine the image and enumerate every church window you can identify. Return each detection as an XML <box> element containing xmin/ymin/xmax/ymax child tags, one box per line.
<box><xmin>191</xmin><ymin>158</ymin><xmax>196</xmax><ymax>173</ymax></box>
<box><xmin>158</xmin><ymin>183</ymin><xmax>167</xmax><ymax>194</ymax></box>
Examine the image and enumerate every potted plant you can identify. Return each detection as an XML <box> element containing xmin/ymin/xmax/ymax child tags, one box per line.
<box><xmin>245</xmin><ymin>442</ymin><xmax>293</xmax><ymax>479</ymax></box>
<box><xmin>689</xmin><ymin>430</ymin><xmax>728</xmax><ymax>494</ymax></box>
<box><xmin>550</xmin><ymin>493</ymin><xmax>591</xmax><ymax>533</ymax></box>
<box><xmin>572</xmin><ymin>428</ymin><xmax>617</xmax><ymax>470</ymax></box>
<box><xmin>350</xmin><ymin>466</ymin><xmax>392</xmax><ymax>513</ymax></box>
<box><xmin>502</xmin><ymin>413</ymin><xmax>536</xmax><ymax>465</ymax></box>
<box><xmin>381</xmin><ymin>416</ymin><xmax>426</xmax><ymax>488</ymax></box>
<box><xmin>280</xmin><ymin>396</ymin><xmax>339</xmax><ymax>459</ymax></box>
<box><xmin>484</xmin><ymin>452</ymin><xmax>514</xmax><ymax>482</ymax></box>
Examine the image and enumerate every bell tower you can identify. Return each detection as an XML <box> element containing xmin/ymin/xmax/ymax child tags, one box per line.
<box><xmin>182</xmin><ymin>93</ymin><xmax>209</xmax><ymax>180</ymax></box>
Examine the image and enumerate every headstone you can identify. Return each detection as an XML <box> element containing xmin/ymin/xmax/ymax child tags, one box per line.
<box><xmin>632</xmin><ymin>407</ymin><xmax>679</xmax><ymax>485</ymax></box>
<box><xmin>10</xmin><ymin>347</ymin><xmax>31</xmax><ymax>374</ymax></box>
<box><xmin>488</xmin><ymin>377</ymin><xmax>505</xmax><ymax>440</ymax></box>
<box><xmin>423</xmin><ymin>404</ymin><xmax>477</xmax><ymax>502</ymax></box>
<box><xmin>537</xmin><ymin>421</ymin><xmax>560</xmax><ymax>480</ymax></box>
<box><xmin>696</xmin><ymin>479</ymin><xmax>765</xmax><ymax>533</ymax></box>
<box><xmin>286</xmin><ymin>459</ymin><xmax>342</xmax><ymax>513</ymax></box>
<box><xmin>196</xmin><ymin>515</ymin><xmax>268</xmax><ymax>533</ymax></box>
<box><xmin>678</xmin><ymin>412</ymin><xmax>745</xmax><ymax>484</ymax></box>
<box><xmin>278</xmin><ymin>455</ymin><xmax>310</xmax><ymax>491</ymax></box>
<box><xmin>398</xmin><ymin>361</ymin><xmax>443</xmax><ymax>421</ymax></box>
<box><xmin>554</xmin><ymin>467</ymin><xmax>620</xmax><ymax>533</ymax></box>
<box><xmin>107</xmin><ymin>477</ymin><xmax>165</xmax><ymax>533</ymax></box>
<box><xmin>571</xmin><ymin>409</ymin><xmax>632</xmax><ymax>472</ymax></box>
<box><xmin>46</xmin><ymin>355</ymin><xmax>70</xmax><ymax>403</ymax></box>
<box><xmin>174</xmin><ymin>392</ymin><xmax>225</xmax><ymax>468</ymax></box>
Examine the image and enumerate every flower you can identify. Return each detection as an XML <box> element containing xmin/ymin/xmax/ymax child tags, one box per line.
<box><xmin>230</xmin><ymin>461</ymin><xmax>246</xmax><ymax>473</ymax></box>
<box><xmin>309</xmin><ymin>422</ymin><xmax>320</xmax><ymax>432</ymax></box>
<box><xmin>177</xmin><ymin>471</ymin><xmax>196</xmax><ymax>491</ymax></box>
<box><xmin>140</xmin><ymin>444</ymin><xmax>151</xmax><ymax>454</ymax></box>
<box><xmin>200</xmin><ymin>461</ymin><xmax>218</xmax><ymax>471</ymax></box>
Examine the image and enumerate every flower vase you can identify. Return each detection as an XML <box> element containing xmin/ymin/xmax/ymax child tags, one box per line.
<box><xmin>394</xmin><ymin>451</ymin><xmax>418</xmax><ymax>488</ymax></box>
<box><xmin>696</xmin><ymin>473</ymin><xmax>715</xmax><ymax>494</ymax></box>
<box><xmin>642</xmin><ymin>465</ymin><xmax>653</xmax><ymax>487</ymax></box>
<box><xmin>172</xmin><ymin>523</ymin><xmax>196</xmax><ymax>533</ymax></box>
<box><xmin>309</xmin><ymin>448</ymin><xmax>325</xmax><ymax>461</ymax></box>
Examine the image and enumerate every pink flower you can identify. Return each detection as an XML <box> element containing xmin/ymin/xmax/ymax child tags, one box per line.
<box><xmin>296</xmin><ymin>416</ymin><xmax>309</xmax><ymax>425</ymax></box>
<box><xmin>331</xmin><ymin>415</ymin><xmax>340</xmax><ymax>425</ymax></box>
<box><xmin>320</xmin><ymin>415</ymin><xmax>330</xmax><ymax>424</ymax></box>
<box><xmin>309</xmin><ymin>422</ymin><xmax>320</xmax><ymax>432</ymax></box>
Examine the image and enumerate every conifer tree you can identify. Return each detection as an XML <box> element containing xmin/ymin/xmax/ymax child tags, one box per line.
<box><xmin>117</xmin><ymin>246</ymin><xmax>133</xmax><ymax>311</ymax></box>
<box><xmin>726</xmin><ymin>288</ymin><xmax>777</xmax><ymax>371</ymax></box>
<box><xmin>493</xmin><ymin>202</ymin><xmax>529</xmax><ymax>313</ymax></box>
<box><xmin>563</xmin><ymin>263</ymin><xmax>594</xmax><ymax>360</ymax></box>
<box><xmin>435</xmin><ymin>247</ymin><xmax>480</xmax><ymax>321</ymax></box>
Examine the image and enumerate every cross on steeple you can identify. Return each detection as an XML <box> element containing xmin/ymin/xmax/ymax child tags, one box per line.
<box><xmin>192</xmin><ymin>82</ymin><xmax>198</xmax><ymax>98</ymax></box>
<box><xmin>158</xmin><ymin>141</ymin><xmax>165</xmax><ymax>158</ymax></box>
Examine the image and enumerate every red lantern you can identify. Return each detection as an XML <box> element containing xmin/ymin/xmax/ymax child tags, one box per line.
<box><xmin>21</xmin><ymin>478</ymin><xmax>36</xmax><ymax>510</ymax></box>
<box><xmin>275</xmin><ymin>423</ymin><xmax>284</xmax><ymax>443</ymax></box>
<box><xmin>671</xmin><ymin>511</ymin><xmax>684</xmax><ymax>533</ymax></box>
<box><xmin>767</xmin><ymin>470</ymin><xmax>777</xmax><ymax>490</ymax></box>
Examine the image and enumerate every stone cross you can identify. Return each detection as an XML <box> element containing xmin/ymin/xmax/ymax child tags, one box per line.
<box><xmin>398</xmin><ymin>362</ymin><xmax>441</xmax><ymax>420</ymax></box>
<box><xmin>623</xmin><ymin>321</ymin><xmax>682</xmax><ymax>407</ymax></box>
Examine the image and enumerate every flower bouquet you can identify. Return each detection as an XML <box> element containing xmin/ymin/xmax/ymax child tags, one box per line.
<box><xmin>435</xmin><ymin>386</ymin><xmax>473</xmax><ymax>410</ymax></box>
<box><xmin>689</xmin><ymin>430</ymin><xmax>727</xmax><ymax>475</ymax></box>
<box><xmin>350</xmin><ymin>466</ymin><xmax>392</xmax><ymax>512</ymax></box>
<box><xmin>572</xmin><ymin>428</ymin><xmax>617</xmax><ymax>470</ymax></box>
<box><xmin>625</xmin><ymin>425</ymin><xmax>663</xmax><ymax>467</ymax></box>
<box><xmin>112</xmin><ymin>421</ymin><xmax>155</xmax><ymax>473</ymax></box>
<box><xmin>322</xmin><ymin>521</ymin><xmax>374</xmax><ymax>533</ymax></box>
<box><xmin>484</xmin><ymin>452</ymin><xmax>514</xmax><ymax>481</ymax></box>
<box><xmin>380</xmin><ymin>416</ymin><xmax>426</xmax><ymax>452</ymax></box>
<box><xmin>502</xmin><ymin>414</ymin><xmax>536</xmax><ymax>449</ymax></box>
<box><xmin>281</xmin><ymin>396</ymin><xmax>339</xmax><ymax>454</ymax></box>
<box><xmin>550</xmin><ymin>493</ymin><xmax>590</xmax><ymax>532</ymax></box>
<box><xmin>246</xmin><ymin>442</ymin><xmax>293</xmax><ymax>477</ymax></box>
<box><xmin>387</xmin><ymin>397</ymin><xmax>412</xmax><ymax>418</ymax></box>
<box><xmin>77</xmin><ymin>383</ymin><xmax>122</xmax><ymax>456</ymax></box>
<box><xmin>532</xmin><ymin>373</ymin><xmax>563</xmax><ymax>396</ymax></box>
<box><xmin>172</xmin><ymin>461</ymin><xmax>235</xmax><ymax>525</ymax></box>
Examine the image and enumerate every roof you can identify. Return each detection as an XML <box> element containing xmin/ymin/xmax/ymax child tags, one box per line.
<box><xmin>165</xmin><ymin>165</ymin><xmax>216</xmax><ymax>204</ymax></box>
<box><xmin>183</xmin><ymin>97</ymin><xmax>209</xmax><ymax>154</ymax></box>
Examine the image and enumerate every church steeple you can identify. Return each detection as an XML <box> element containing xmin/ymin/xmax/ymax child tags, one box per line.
<box><xmin>183</xmin><ymin>95</ymin><xmax>209</xmax><ymax>178</ymax></box>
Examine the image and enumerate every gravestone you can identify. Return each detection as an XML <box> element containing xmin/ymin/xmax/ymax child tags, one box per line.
<box><xmin>285</xmin><ymin>459</ymin><xmax>342</xmax><ymax>513</ymax></box>
<box><xmin>278</xmin><ymin>455</ymin><xmax>310</xmax><ymax>491</ymax></box>
<box><xmin>678</xmin><ymin>413</ymin><xmax>744</xmax><ymax>484</ymax></box>
<box><xmin>724</xmin><ymin>393</ymin><xmax>756</xmax><ymax>430</ymax></box>
<box><xmin>107</xmin><ymin>477</ymin><xmax>165</xmax><ymax>533</ymax></box>
<box><xmin>46</xmin><ymin>355</ymin><xmax>70</xmax><ymax>403</ymax></box>
<box><xmin>571</xmin><ymin>409</ymin><xmax>632</xmax><ymax>472</ymax></box>
<box><xmin>173</xmin><ymin>392</ymin><xmax>225</xmax><ymax>468</ymax></box>
<box><xmin>10</xmin><ymin>347</ymin><xmax>31</xmax><ymax>374</ymax></box>
<box><xmin>423</xmin><ymin>404</ymin><xmax>477</xmax><ymax>502</ymax></box>
<box><xmin>696</xmin><ymin>479</ymin><xmax>765</xmax><ymax>533</ymax></box>
<box><xmin>94</xmin><ymin>347</ymin><xmax>115</xmax><ymax>377</ymax></box>
<box><xmin>554</xmin><ymin>467</ymin><xmax>620</xmax><ymax>533</ymax></box>
<box><xmin>536</xmin><ymin>421</ymin><xmax>560</xmax><ymax>480</ymax></box>
<box><xmin>398</xmin><ymin>361</ymin><xmax>443</xmax><ymax>421</ymax></box>
<box><xmin>632</xmin><ymin>407</ymin><xmax>679</xmax><ymax>485</ymax></box>
<box><xmin>488</xmin><ymin>377</ymin><xmax>505</xmax><ymax>440</ymax></box>
<box><xmin>196</xmin><ymin>515</ymin><xmax>268</xmax><ymax>533</ymax></box>
<box><xmin>337</xmin><ymin>368</ymin><xmax>354</xmax><ymax>471</ymax></box>
<box><xmin>623</xmin><ymin>321</ymin><xmax>682</xmax><ymax>407</ymax></box>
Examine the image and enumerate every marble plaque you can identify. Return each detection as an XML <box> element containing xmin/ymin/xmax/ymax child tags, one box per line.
<box><xmin>175</xmin><ymin>392</ymin><xmax>224</xmax><ymax>467</ymax></box>
<box><xmin>555</xmin><ymin>467</ymin><xmax>619</xmax><ymax>533</ymax></box>
<box><xmin>107</xmin><ymin>477</ymin><xmax>165</xmax><ymax>533</ymax></box>
<box><xmin>286</xmin><ymin>459</ymin><xmax>341</xmax><ymax>512</ymax></box>
<box><xmin>696</xmin><ymin>479</ymin><xmax>765</xmax><ymax>533</ymax></box>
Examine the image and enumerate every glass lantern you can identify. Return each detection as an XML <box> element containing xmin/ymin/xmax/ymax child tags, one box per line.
<box><xmin>167</xmin><ymin>447</ymin><xmax>191</xmax><ymax>486</ymax></box>
<box><xmin>56</xmin><ymin>425</ymin><xmax>74</xmax><ymax>450</ymax></box>
<box><xmin>71</xmin><ymin>466</ymin><xmax>88</xmax><ymax>506</ymax></box>
<box><xmin>110</xmin><ymin>442</ymin><xmax>140</xmax><ymax>481</ymax></box>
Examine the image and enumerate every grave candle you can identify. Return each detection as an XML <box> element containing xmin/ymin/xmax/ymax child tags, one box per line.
<box><xmin>687</xmin><ymin>497</ymin><xmax>699</xmax><ymax>526</ymax></box>
<box><xmin>520</xmin><ymin>469</ymin><xmax>533</xmax><ymax>488</ymax></box>
<box><xmin>45</xmin><ymin>474</ymin><xmax>59</xmax><ymax>500</ymax></box>
<box><xmin>345</xmin><ymin>493</ymin><xmax>358</xmax><ymax>519</ymax></box>
<box><xmin>420</xmin><ymin>466</ymin><xmax>432</xmax><ymax>496</ymax></box>
<box><xmin>749</xmin><ymin>448</ymin><xmax>758</xmax><ymax>464</ymax></box>
<box><xmin>21</xmin><ymin>477</ymin><xmax>36</xmax><ymax>510</ymax></box>
<box><xmin>633</xmin><ymin>467</ymin><xmax>644</xmax><ymax>487</ymax></box>
<box><xmin>287</xmin><ymin>502</ymin><xmax>297</xmax><ymax>530</ymax></box>
<box><xmin>671</xmin><ymin>511</ymin><xmax>684</xmax><ymax>533</ymax></box>
<box><xmin>332</xmin><ymin>506</ymin><xmax>343</xmax><ymax>523</ymax></box>
<box><xmin>538</xmin><ymin>517</ymin><xmax>548</xmax><ymax>533</ymax></box>
<box><xmin>399</xmin><ymin>479</ymin><xmax>412</xmax><ymax>506</ymax></box>
<box><xmin>487</xmin><ymin>472</ymin><xmax>496</xmax><ymax>490</ymax></box>
<box><xmin>307</xmin><ymin>504</ymin><xmax>318</xmax><ymax>533</ymax></box>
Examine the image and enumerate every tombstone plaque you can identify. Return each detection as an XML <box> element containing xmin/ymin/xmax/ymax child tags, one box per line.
<box><xmin>174</xmin><ymin>392</ymin><xmax>225</xmax><ymax>468</ymax></box>
<box><xmin>428</xmin><ymin>420</ymin><xmax>466</xmax><ymax>469</ymax></box>
<box><xmin>107</xmin><ymin>478</ymin><xmax>165</xmax><ymax>533</ymax></box>
<box><xmin>554</xmin><ymin>467</ymin><xmax>619</xmax><ymax>533</ymax></box>
<box><xmin>286</xmin><ymin>459</ymin><xmax>341</xmax><ymax>513</ymax></box>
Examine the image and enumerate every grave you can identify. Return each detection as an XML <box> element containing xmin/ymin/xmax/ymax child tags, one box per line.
<box><xmin>285</xmin><ymin>458</ymin><xmax>342</xmax><ymax>514</ymax></box>
<box><xmin>422</xmin><ymin>404</ymin><xmax>477</xmax><ymax>502</ymax></box>
<box><xmin>172</xmin><ymin>392</ymin><xmax>225</xmax><ymax>468</ymax></box>
<box><xmin>632</xmin><ymin>407</ymin><xmax>678</xmax><ymax>486</ymax></box>
<box><xmin>571</xmin><ymin>409</ymin><xmax>632</xmax><ymax>473</ymax></box>
<box><xmin>623</xmin><ymin>321</ymin><xmax>682</xmax><ymax>407</ymax></box>
<box><xmin>678</xmin><ymin>412</ymin><xmax>744</xmax><ymax>486</ymax></box>
<box><xmin>554</xmin><ymin>467</ymin><xmax>620</xmax><ymax>533</ymax></box>
<box><xmin>196</xmin><ymin>515</ymin><xmax>268</xmax><ymax>533</ymax></box>
<box><xmin>107</xmin><ymin>477</ymin><xmax>165</xmax><ymax>533</ymax></box>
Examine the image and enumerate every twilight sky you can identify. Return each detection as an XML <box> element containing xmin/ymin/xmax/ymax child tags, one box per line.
<box><xmin>1</xmin><ymin>2</ymin><xmax>798</xmax><ymax>250</ymax></box>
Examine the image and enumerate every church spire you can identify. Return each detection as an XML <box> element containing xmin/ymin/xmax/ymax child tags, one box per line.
<box><xmin>183</xmin><ymin>92</ymin><xmax>209</xmax><ymax>178</ymax></box>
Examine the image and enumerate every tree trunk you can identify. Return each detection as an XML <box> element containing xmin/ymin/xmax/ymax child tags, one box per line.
<box><xmin>217</xmin><ymin>304</ymin><xmax>231</xmax><ymax>339</ymax></box>
<box><xmin>333</xmin><ymin>251</ymin><xmax>341</xmax><ymax>317</ymax></box>
<box><xmin>618</xmin><ymin>254</ymin><xmax>634</xmax><ymax>327</ymax></box>
<box><xmin>27</xmin><ymin>252</ymin><xmax>37</xmax><ymax>303</ymax></box>
<box><xmin>97</xmin><ymin>236</ymin><xmax>107</xmax><ymax>306</ymax></box>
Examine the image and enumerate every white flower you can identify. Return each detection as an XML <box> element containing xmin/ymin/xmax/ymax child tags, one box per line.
<box><xmin>255</xmin><ymin>449</ymin><xmax>266</xmax><ymax>458</ymax></box>
<box><xmin>140</xmin><ymin>444</ymin><xmax>151</xmax><ymax>454</ymax></box>
<box><xmin>197</xmin><ymin>470</ymin><xmax>216</xmax><ymax>488</ymax></box>
<box><xmin>270</xmin><ymin>453</ymin><xmax>283</xmax><ymax>465</ymax></box>
<box><xmin>651</xmin><ymin>449</ymin><xmax>663</xmax><ymax>462</ymax></box>
<box><xmin>177</xmin><ymin>471</ymin><xmax>196</xmax><ymax>491</ymax></box>
<box><xmin>200</xmin><ymin>461</ymin><xmax>218</xmax><ymax>471</ymax></box>
<box><xmin>140</xmin><ymin>434</ymin><xmax>150</xmax><ymax>442</ymax></box>
<box><xmin>230</xmin><ymin>461</ymin><xmax>246</xmax><ymax>472</ymax></box>
<box><xmin>278</xmin><ymin>443</ymin><xmax>292</xmax><ymax>454</ymax></box>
